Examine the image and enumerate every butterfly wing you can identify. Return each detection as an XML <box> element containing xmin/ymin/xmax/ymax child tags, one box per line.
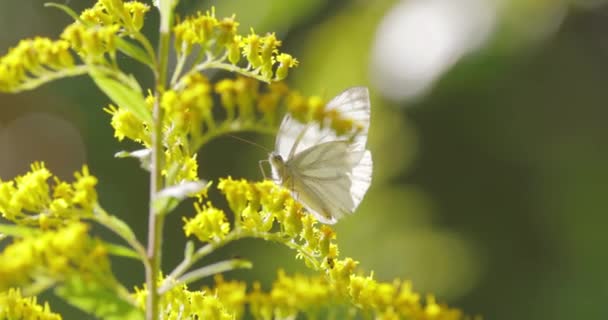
<box><xmin>287</xmin><ymin>140</ymin><xmax>372</xmax><ymax>224</ymax></box>
<box><xmin>275</xmin><ymin>87</ymin><xmax>371</xmax><ymax>160</ymax></box>
<box><xmin>274</xmin><ymin>86</ymin><xmax>373</xmax><ymax>223</ymax></box>
<box><xmin>325</xmin><ymin>86</ymin><xmax>371</xmax><ymax>150</ymax></box>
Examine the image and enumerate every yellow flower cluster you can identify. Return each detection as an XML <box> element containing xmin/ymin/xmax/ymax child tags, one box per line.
<box><xmin>81</xmin><ymin>0</ymin><xmax>150</xmax><ymax>32</ymax></box>
<box><xmin>203</xmin><ymin>275</ymin><xmax>247</xmax><ymax>319</ymax></box>
<box><xmin>59</xmin><ymin>0</ymin><xmax>151</xmax><ymax>64</ymax></box>
<box><xmin>61</xmin><ymin>23</ymin><xmax>120</xmax><ymax>62</ymax></box>
<box><xmin>180</xmin><ymin>178</ymin><xmax>470</xmax><ymax>319</ymax></box>
<box><xmin>183</xmin><ymin>202</ymin><xmax>231</xmax><ymax>243</ymax></box>
<box><xmin>147</xmin><ymin>267</ymin><xmax>469</xmax><ymax>320</ymax></box>
<box><xmin>247</xmin><ymin>270</ymin><xmax>340</xmax><ymax>318</ymax></box>
<box><xmin>133</xmin><ymin>277</ymin><xmax>233</xmax><ymax>320</ymax></box>
<box><xmin>215</xmin><ymin>178</ymin><xmax>337</xmax><ymax>266</ymax></box>
<box><xmin>0</xmin><ymin>288</ymin><xmax>61</xmax><ymax>320</ymax></box>
<box><xmin>105</xmin><ymin>103</ymin><xmax>151</xmax><ymax>144</ymax></box>
<box><xmin>174</xmin><ymin>9</ymin><xmax>298</xmax><ymax>82</ymax></box>
<box><xmin>0</xmin><ymin>0</ymin><xmax>151</xmax><ymax>93</ymax></box>
<box><xmin>212</xmin><ymin>76</ymin><xmax>364</xmax><ymax>136</ymax></box>
<box><xmin>162</xmin><ymin>73</ymin><xmax>214</xmax><ymax>138</ymax></box>
<box><xmin>346</xmin><ymin>274</ymin><xmax>465</xmax><ymax>320</ymax></box>
<box><xmin>0</xmin><ymin>222</ymin><xmax>112</xmax><ymax>291</ymax></box>
<box><xmin>0</xmin><ymin>37</ymin><xmax>74</xmax><ymax>92</ymax></box>
<box><xmin>214</xmin><ymin>77</ymin><xmax>288</xmax><ymax>125</ymax></box>
<box><xmin>0</xmin><ymin>163</ymin><xmax>98</xmax><ymax>228</ymax></box>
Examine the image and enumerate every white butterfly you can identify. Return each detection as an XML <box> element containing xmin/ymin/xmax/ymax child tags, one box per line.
<box><xmin>268</xmin><ymin>87</ymin><xmax>373</xmax><ymax>224</ymax></box>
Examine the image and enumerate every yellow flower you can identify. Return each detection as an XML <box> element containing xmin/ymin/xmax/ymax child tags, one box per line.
<box><xmin>275</xmin><ymin>53</ymin><xmax>298</xmax><ymax>81</ymax></box>
<box><xmin>71</xmin><ymin>165</ymin><xmax>98</xmax><ymax>211</ymax></box>
<box><xmin>0</xmin><ymin>38</ymin><xmax>74</xmax><ymax>93</ymax></box>
<box><xmin>242</xmin><ymin>32</ymin><xmax>262</xmax><ymax>69</ymax></box>
<box><xmin>61</xmin><ymin>23</ymin><xmax>120</xmax><ymax>61</ymax></box>
<box><xmin>0</xmin><ymin>222</ymin><xmax>112</xmax><ymax>291</ymax></box>
<box><xmin>204</xmin><ymin>275</ymin><xmax>247</xmax><ymax>318</ymax></box>
<box><xmin>104</xmin><ymin>104</ymin><xmax>150</xmax><ymax>144</ymax></box>
<box><xmin>162</xmin><ymin>73</ymin><xmax>213</xmax><ymax>138</ymax></box>
<box><xmin>183</xmin><ymin>202</ymin><xmax>231</xmax><ymax>243</ymax></box>
<box><xmin>134</xmin><ymin>275</ymin><xmax>234</xmax><ymax>320</ymax></box>
<box><xmin>0</xmin><ymin>288</ymin><xmax>62</xmax><ymax>320</ymax></box>
<box><xmin>124</xmin><ymin>2</ymin><xmax>151</xmax><ymax>31</ymax></box>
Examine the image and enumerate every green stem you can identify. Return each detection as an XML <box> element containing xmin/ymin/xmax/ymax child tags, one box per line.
<box><xmin>165</xmin><ymin>232</ymin><xmax>240</xmax><ymax>283</ymax></box>
<box><xmin>169</xmin><ymin>52</ymin><xmax>187</xmax><ymax>86</ymax></box>
<box><xmin>162</xmin><ymin>229</ymin><xmax>322</xmax><ymax>293</ymax></box>
<box><xmin>195</xmin><ymin>60</ymin><xmax>270</xmax><ymax>83</ymax></box>
<box><xmin>159</xmin><ymin>259</ymin><xmax>252</xmax><ymax>294</ymax></box>
<box><xmin>193</xmin><ymin>120</ymin><xmax>276</xmax><ymax>152</ymax></box>
<box><xmin>93</xmin><ymin>206</ymin><xmax>149</xmax><ymax>267</ymax></box>
<box><xmin>145</xmin><ymin>6</ymin><xmax>172</xmax><ymax>320</ymax></box>
<box><xmin>132</xmin><ymin>32</ymin><xmax>159</xmax><ymax>68</ymax></box>
<box><xmin>8</xmin><ymin>65</ymin><xmax>89</xmax><ymax>93</ymax></box>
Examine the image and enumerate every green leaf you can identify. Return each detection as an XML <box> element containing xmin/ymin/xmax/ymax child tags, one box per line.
<box><xmin>104</xmin><ymin>242</ymin><xmax>141</xmax><ymax>260</ymax></box>
<box><xmin>116</xmin><ymin>38</ymin><xmax>154</xmax><ymax>67</ymax></box>
<box><xmin>0</xmin><ymin>224</ymin><xmax>41</xmax><ymax>238</ymax></box>
<box><xmin>154</xmin><ymin>180</ymin><xmax>209</xmax><ymax>214</ymax></box>
<box><xmin>90</xmin><ymin>69</ymin><xmax>152</xmax><ymax>123</ymax></box>
<box><xmin>115</xmin><ymin>149</ymin><xmax>151</xmax><ymax>171</ymax></box>
<box><xmin>95</xmin><ymin>209</ymin><xmax>140</xmax><ymax>246</ymax></box>
<box><xmin>56</xmin><ymin>277</ymin><xmax>144</xmax><ymax>320</ymax></box>
<box><xmin>44</xmin><ymin>2</ymin><xmax>82</xmax><ymax>22</ymax></box>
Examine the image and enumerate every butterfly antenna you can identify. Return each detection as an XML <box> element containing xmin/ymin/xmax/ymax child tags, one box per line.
<box><xmin>227</xmin><ymin>134</ymin><xmax>271</xmax><ymax>153</ymax></box>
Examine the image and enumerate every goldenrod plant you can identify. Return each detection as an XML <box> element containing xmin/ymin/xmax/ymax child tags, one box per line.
<box><xmin>0</xmin><ymin>1</ymin><xmax>474</xmax><ymax>319</ymax></box>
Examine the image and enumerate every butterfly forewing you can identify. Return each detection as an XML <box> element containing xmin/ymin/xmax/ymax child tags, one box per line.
<box><xmin>275</xmin><ymin>87</ymin><xmax>371</xmax><ymax>160</ymax></box>
<box><xmin>270</xmin><ymin>86</ymin><xmax>373</xmax><ymax>224</ymax></box>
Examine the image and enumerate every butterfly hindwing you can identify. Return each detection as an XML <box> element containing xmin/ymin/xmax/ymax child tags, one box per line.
<box><xmin>285</xmin><ymin>140</ymin><xmax>367</xmax><ymax>223</ymax></box>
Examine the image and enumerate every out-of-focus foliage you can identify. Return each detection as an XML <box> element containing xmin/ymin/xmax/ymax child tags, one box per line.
<box><xmin>2</xmin><ymin>0</ymin><xmax>608</xmax><ymax>319</ymax></box>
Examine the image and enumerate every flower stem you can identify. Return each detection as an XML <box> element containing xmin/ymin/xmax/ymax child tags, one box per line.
<box><xmin>145</xmin><ymin>4</ymin><xmax>172</xmax><ymax>319</ymax></box>
<box><xmin>159</xmin><ymin>258</ymin><xmax>252</xmax><ymax>294</ymax></box>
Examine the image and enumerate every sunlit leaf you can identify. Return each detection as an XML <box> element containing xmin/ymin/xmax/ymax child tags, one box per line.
<box><xmin>56</xmin><ymin>277</ymin><xmax>143</xmax><ymax>320</ymax></box>
<box><xmin>90</xmin><ymin>69</ymin><xmax>152</xmax><ymax>123</ymax></box>
<box><xmin>116</xmin><ymin>38</ymin><xmax>154</xmax><ymax>67</ymax></box>
<box><xmin>44</xmin><ymin>2</ymin><xmax>82</xmax><ymax>22</ymax></box>
<box><xmin>115</xmin><ymin>149</ymin><xmax>152</xmax><ymax>171</ymax></box>
<box><xmin>103</xmin><ymin>242</ymin><xmax>141</xmax><ymax>260</ymax></box>
<box><xmin>0</xmin><ymin>224</ymin><xmax>41</xmax><ymax>238</ymax></box>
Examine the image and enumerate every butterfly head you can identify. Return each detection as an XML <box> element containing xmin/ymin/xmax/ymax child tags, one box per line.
<box><xmin>268</xmin><ymin>152</ymin><xmax>287</xmax><ymax>183</ymax></box>
<box><xmin>269</xmin><ymin>152</ymin><xmax>284</xmax><ymax>166</ymax></box>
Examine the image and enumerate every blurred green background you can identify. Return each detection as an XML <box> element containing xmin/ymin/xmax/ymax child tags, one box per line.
<box><xmin>2</xmin><ymin>0</ymin><xmax>608</xmax><ymax>318</ymax></box>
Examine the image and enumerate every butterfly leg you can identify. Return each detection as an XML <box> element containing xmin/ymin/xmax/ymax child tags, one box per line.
<box><xmin>258</xmin><ymin>160</ymin><xmax>269</xmax><ymax>180</ymax></box>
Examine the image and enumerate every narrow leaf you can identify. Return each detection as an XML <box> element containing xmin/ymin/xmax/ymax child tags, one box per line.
<box><xmin>44</xmin><ymin>3</ymin><xmax>82</xmax><ymax>22</ymax></box>
<box><xmin>156</xmin><ymin>180</ymin><xmax>209</xmax><ymax>200</ymax></box>
<box><xmin>104</xmin><ymin>242</ymin><xmax>141</xmax><ymax>260</ymax></box>
<box><xmin>116</xmin><ymin>38</ymin><xmax>154</xmax><ymax>67</ymax></box>
<box><xmin>154</xmin><ymin>180</ymin><xmax>209</xmax><ymax>213</ymax></box>
<box><xmin>56</xmin><ymin>277</ymin><xmax>143</xmax><ymax>320</ymax></box>
<box><xmin>115</xmin><ymin>149</ymin><xmax>152</xmax><ymax>171</ymax></box>
<box><xmin>90</xmin><ymin>69</ymin><xmax>152</xmax><ymax>123</ymax></box>
<box><xmin>95</xmin><ymin>210</ymin><xmax>139</xmax><ymax>244</ymax></box>
<box><xmin>0</xmin><ymin>224</ymin><xmax>41</xmax><ymax>238</ymax></box>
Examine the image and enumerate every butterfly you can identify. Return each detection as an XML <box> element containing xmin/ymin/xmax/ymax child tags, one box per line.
<box><xmin>268</xmin><ymin>87</ymin><xmax>373</xmax><ymax>224</ymax></box>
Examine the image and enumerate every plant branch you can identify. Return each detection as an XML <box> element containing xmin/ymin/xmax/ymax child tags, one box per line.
<box><xmin>8</xmin><ymin>65</ymin><xmax>89</xmax><ymax>93</ymax></box>
<box><xmin>159</xmin><ymin>258</ymin><xmax>252</xmax><ymax>294</ymax></box>
<box><xmin>195</xmin><ymin>59</ymin><xmax>270</xmax><ymax>83</ymax></box>
<box><xmin>162</xmin><ymin>229</ymin><xmax>322</xmax><ymax>294</ymax></box>
<box><xmin>93</xmin><ymin>206</ymin><xmax>149</xmax><ymax>268</ymax></box>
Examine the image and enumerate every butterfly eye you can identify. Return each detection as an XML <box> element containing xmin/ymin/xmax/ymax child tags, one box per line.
<box><xmin>272</xmin><ymin>154</ymin><xmax>283</xmax><ymax>163</ymax></box>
